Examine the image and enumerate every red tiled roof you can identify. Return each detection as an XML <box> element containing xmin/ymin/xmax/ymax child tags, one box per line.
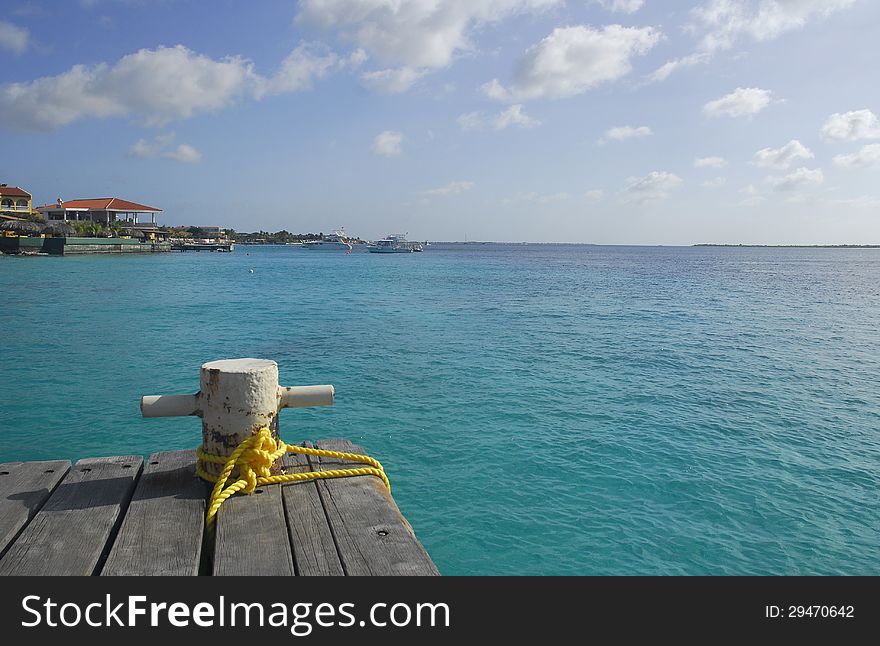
<box><xmin>0</xmin><ymin>186</ymin><xmax>31</xmax><ymax>198</ymax></box>
<box><xmin>44</xmin><ymin>197</ymin><xmax>162</xmax><ymax>212</ymax></box>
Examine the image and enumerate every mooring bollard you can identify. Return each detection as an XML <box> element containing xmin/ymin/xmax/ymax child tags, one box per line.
<box><xmin>141</xmin><ymin>358</ymin><xmax>334</xmax><ymax>480</ymax></box>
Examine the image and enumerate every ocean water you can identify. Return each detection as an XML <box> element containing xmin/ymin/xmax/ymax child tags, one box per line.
<box><xmin>1</xmin><ymin>244</ymin><xmax>878</xmax><ymax>575</ymax></box>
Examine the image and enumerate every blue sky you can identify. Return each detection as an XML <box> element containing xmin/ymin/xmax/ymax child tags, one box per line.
<box><xmin>1</xmin><ymin>0</ymin><xmax>879</xmax><ymax>243</ymax></box>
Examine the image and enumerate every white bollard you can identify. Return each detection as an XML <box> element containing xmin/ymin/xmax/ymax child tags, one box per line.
<box><xmin>141</xmin><ymin>358</ymin><xmax>335</xmax><ymax>481</ymax></box>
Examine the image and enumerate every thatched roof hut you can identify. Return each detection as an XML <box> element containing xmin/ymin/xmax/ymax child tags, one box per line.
<box><xmin>41</xmin><ymin>221</ymin><xmax>76</xmax><ymax>237</ymax></box>
<box><xmin>0</xmin><ymin>219</ymin><xmax>43</xmax><ymax>235</ymax></box>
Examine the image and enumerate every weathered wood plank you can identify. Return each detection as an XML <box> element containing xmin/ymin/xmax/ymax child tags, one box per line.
<box><xmin>101</xmin><ymin>450</ymin><xmax>207</xmax><ymax>576</ymax></box>
<box><xmin>310</xmin><ymin>440</ymin><xmax>440</xmax><ymax>576</ymax></box>
<box><xmin>280</xmin><ymin>447</ymin><xmax>344</xmax><ymax>576</ymax></box>
<box><xmin>213</xmin><ymin>482</ymin><xmax>295</xmax><ymax>576</ymax></box>
<box><xmin>0</xmin><ymin>460</ymin><xmax>70</xmax><ymax>559</ymax></box>
<box><xmin>0</xmin><ymin>456</ymin><xmax>142</xmax><ymax>576</ymax></box>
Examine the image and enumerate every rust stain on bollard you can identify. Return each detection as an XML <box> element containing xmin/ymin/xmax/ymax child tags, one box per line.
<box><xmin>140</xmin><ymin>358</ymin><xmax>335</xmax><ymax>482</ymax></box>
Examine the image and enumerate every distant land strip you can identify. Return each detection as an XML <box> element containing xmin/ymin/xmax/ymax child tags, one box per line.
<box><xmin>693</xmin><ymin>244</ymin><xmax>880</xmax><ymax>248</ymax></box>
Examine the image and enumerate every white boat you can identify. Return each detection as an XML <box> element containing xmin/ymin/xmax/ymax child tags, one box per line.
<box><xmin>367</xmin><ymin>233</ymin><xmax>417</xmax><ymax>253</ymax></box>
<box><xmin>302</xmin><ymin>229</ymin><xmax>352</xmax><ymax>251</ymax></box>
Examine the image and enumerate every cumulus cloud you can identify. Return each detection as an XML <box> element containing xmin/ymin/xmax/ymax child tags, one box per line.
<box><xmin>457</xmin><ymin>111</ymin><xmax>485</xmax><ymax>131</ymax></box>
<box><xmin>690</xmin><ymin>0</ymin><xmax>856</xmax><ymax>54</ymax></box>
<box><xmin>751</xmin><ymin>139</ymin><xmax>813</xmax><ymax>169</ymax></box>
<box><xmin>482</xmin><ymin>24</ymin><xmax>661</xmax><ymax>101</ymax></box>
<box><xmin>493</xmin><ymin>104</ymin><xmax>540</xmax><ymax>130</ymax></box>
<box><xmin>703</xmin><ymin>87</ymin><xmax>774</xmax><ymax>118</ymax></box>
<box><xmin>738</xmin><ymin>184</ymin><xmax>765</xmax><ymax>207</ymax></box>
<box><xmin>258</xmin><ymin>43</ymin><xmax>348</xmax><ymax>97</ymax></box>
<box><xmin>766</xmin><ymin>166</ymin><xmax>824</xmax><ymax>191</ymax></box>
<box><xmin>456</xmin><ymin>105</ymin><xmax>540</xmax><ymax>131</ymax></box>
<box><xmin>503</xmin><ymin>191</ymin><xmax>569</xmax><ymax>204</ymax></box>
<box><xmin>0</xmin><ymin>20</ymin><xmax>29</xmax><ymax>54</ymax></box>
<box><xmin>621</xmin><ymin>170</ymin><xmax>682</xmax><ymax>203</ymax></box>
<box><xmin>0</xmin><ymin>43</ymin><xmax>352</xmax><ymax>131</ymax></box>
<box><xmin>820</xmin><ymin>109</ymin><xmax>880</xmax><ymax>142</ymax></box>
<box><xmin>648</xmin><ymin>52</ymin><xmax>709</xmax><ymax>82</ymax></box>
<box><xmin>694</xmin><ymin>156</ymin><xmax>727</xmax><ymax>168</ymax></box>
<box><xmin>163</xmin><ymin>143</ymin><xmax>202</xmax><ymax>163</ymax></box>
<box><xmin>360</xmin><ymin>66</ymin><xmax>425</xmax><ymax>94</ymax></box>
<box><xmin>129</xmin><ymin>132</ymin><xmax>202</xmax><ymax>163</ymax></box>
<box><xmin>424</xmin><ymin>180</ymin><xmax>475</xmax><ymax>196</ymax></box>
<box><xmin>832</xmin><ymin>144</ymin><xmax>880</xmax><ymax>169</ymax></box>
<box><xmin>596</xmin><ymin>0</ymin><xmax>644</xmax><ymax>13</ymax></box>
<box><xmin>702</xmin><ymin>177</ymin><xmax>727</xmax><ymax>188</ymax></box>
<box><xmin>825</xmin><ymin>195</ymin><xmax>880</xmax><ymax>208</ymax></box>
<box><xmin>584</xmin><ymin>189</ymin><xmax>604</xmax><ymax>200</ymax></box>
<box><xmin>297</xmin><ymin>0</ymin><xmax>560</xmax><ymax>92</ymax></box>
<box><xmin>652</xmin><ymin>1</ymin><xmax>855</xmax><ymax>82</ymax></box>
<box><xmin>371</xmin><ymin>130</ymin><xmax>403</xmax><ymax>156</ymax></box>
<box><xmin>599</xmin><ymin>125</ymin><xmax>652</xmax><ymax>143</ymax></box>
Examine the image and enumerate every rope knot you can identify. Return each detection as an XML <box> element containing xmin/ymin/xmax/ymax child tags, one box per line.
<box><xmin>235</xmin><ymin>428</ymin><xmax>287</xmax><ymax>492</ymax></box>
<box><xmin>200</xmin><ymin>427</ymin><xmax>390</xmax><ymax>531</ymax></box>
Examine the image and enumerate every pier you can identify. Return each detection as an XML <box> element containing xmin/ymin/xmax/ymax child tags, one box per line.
<box><xmin>171</xmin><ymin>241</ymin><xmax>235</xmax><ymax>252</ymax></box>
<box><xmin>0</xmin><ymin>359</ymin><xmax>437</xmax><ymax>576</ymax></box>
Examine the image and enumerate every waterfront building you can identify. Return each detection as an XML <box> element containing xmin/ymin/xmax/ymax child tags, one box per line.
<box><xmin>0</xmin><ymin>184</ymin><xmax>33</xmax><ymax>218</ymax></box>
<box><xmin>37</xmin><ymin>197</ymin><xmax>162</xmax><ymax>226</ymax></box>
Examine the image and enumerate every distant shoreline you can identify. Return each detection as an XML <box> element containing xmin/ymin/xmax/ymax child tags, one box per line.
<box><xmin>693</xmin><ymin>244</ymin><xmax>880</xmax><ymax>248</ymax></box>
<box><xmin>224</xmin><ymin>241</ymin><xmax>880</xmax><ymax>248</ymax></box>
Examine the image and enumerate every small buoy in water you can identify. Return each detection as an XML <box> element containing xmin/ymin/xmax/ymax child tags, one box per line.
<box><xmin>249</xmin><ymin>269</ymin><xmax>254</xmax><ymax>273</ymax></box>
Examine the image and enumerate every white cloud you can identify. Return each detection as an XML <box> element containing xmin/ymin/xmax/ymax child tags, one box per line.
<box><xmin>424</xmin><ymin>180</ymin><xmax>475</xmax><ymax>196</ymax></box>
<box><xmin>596</xmin><ymin>0</ymin><xmax>644</xmax><ymax>13</ymax></box>
<box><xmin>690</xmin><ymin>0</ymin><xmax>856</xmax><ymax>54</ymax></box>
<box><xmin>0</xmin><ymin>20</ymin><xmax>28</xmax><ymax>54</ymax></box>
<box><xmin>751</xmin><ymin>139</ymin><xmax>813</xmax><ymax>169</ymax></box>
<box><xmin>621</xmin><ymin>170</ymin><xmax>682</xmax><ymax>203</ymax></box>
<box><xmin>694</xmin><ymin>156</ymin><xmax>727</xmax><ymax>168</ymax></box>
<box><xmin>493</xmin><ymin>104</ymin><xmax>540</xmax><ymax>130</ymax></box>
<box><xmin>833</xmin><ymin>144</ymin><xmax>880</xmax><ymax>169</ymax></box>
<box><xmin>360</xmin><ymin>66</ymin><xmax>425</xmax><ymax>94</ymax></box>
<box><xmin>739</xmin><ymin>184</ymin><xmax>765</xmax><ymax>206</ymax></box>
<box><xmin>825</xmin><ymin>195</ymin><xmax>880</xmax><ymax>208</ymax></box>
<box><xmin>767</xmin><ymin>166</ymin><xmax>824</xmax><ymax>191</ymax></box>
<box><xmin>702</xmin><ymin>177</ymin><xmax>727</xmax><ymax>188</ymax></box>
<box><xmin>703</xmin><ymin>87</ymin><xmax>774</xmax><ymax>118</ymax></box>
<box><xmin>503</xmin><ymin>191</ymin><xmax>570</xmax><ymax>204</ymax></box>
<box><xmin>652</xmin><ymin>2</ymin><xmax>855</xmax><ymax>82</ymax></box>
<box><xmin>297</xmin><ymin>0</ymin><xmax>560</xmax><ymax>82</ymax></box>
<box><xmin>599</xmin><ymin>125</ymin><xmax>652</xmax><ymax>143</ymax></box>
<box><xmin>457</xmin><ymin>105</ymin><xmax>540</xmax><ymax>131</ymax></box>
<box><xmin>584</xmin><ymin>189</ymin><xmax>604</xmax><ymax>200</ymax></box>
<box><xmin>129</xmin><ymin>132</ymin><xmax>174</xmax><ymax>158</ymax></box>
<box><xmin>482</xmin><ymin>24</ymin><xmax>661</xmax><ymax>101</ymax></box>
<box><xmin>649</xmin><ymin>52</ymin><xmax>709</xmax><ymax>82</ymax></box>
<box><xmin>258</xmin><ymin>43</ymin><xmax>346</xmax><ymax>97</ymax></box>
<box><xmin>457</xmin><ymin>111</ymin><xmax>485</xmax><ymax>131</ymax></box>
<box><xmin>371</xmin><ymin>130</ymin><xmax>403</xmax><ymax>157</ymax></box>
<box><xmin>820</xmin><ymin>109</ymin><xmax>880</xmax><ymax>142</ymax></box>
<box><xmin>0</xmin><ymin>43</ymin><xmax>350</xmax><ymax>131</ymax></box>
<box><xmin>129</xmin><ymin>132</ymin><xmax>201</xmax><ymax>163</ymax></box>
<box><xmin>0</xmin><ymin>46</ymin><xmax>258</xmax><ymax>131</ymax></box>
<box><xmin>163</xmin><ymin>143</ymin><xmax>202</xmax><ymax>163</ymax></box>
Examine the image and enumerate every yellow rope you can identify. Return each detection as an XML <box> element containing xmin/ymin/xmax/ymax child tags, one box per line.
<box><xmin>198</xmin><ymin>427</ymin><xmax>390</xmax><ymax>531</ymax></box>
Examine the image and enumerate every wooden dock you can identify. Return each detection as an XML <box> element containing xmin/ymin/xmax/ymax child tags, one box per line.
<box><xmin>171</xmin><ymin>242</ymin><xmax>235</xmax><ymax>252</ymax></box>
<box><xmin>0</xmin><ymin>440</ymin><xmax>438</xmax><ymax>576</ymax></box>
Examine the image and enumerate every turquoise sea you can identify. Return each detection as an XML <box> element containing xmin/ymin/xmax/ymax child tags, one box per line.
<box><xmin>1</xmin><ymin>244</ymin><xmax>878</xmax><ymax>575</ymax></box>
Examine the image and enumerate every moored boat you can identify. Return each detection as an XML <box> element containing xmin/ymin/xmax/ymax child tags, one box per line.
<box><xmin>367</xmin><ymin>233</ymin><xmax>417</xmax><ymax>253</ymax></box>
<box><xmin>302</xmin><ymin>229</ymin><xmax>352</xmax><ymax>251</ymax></box>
